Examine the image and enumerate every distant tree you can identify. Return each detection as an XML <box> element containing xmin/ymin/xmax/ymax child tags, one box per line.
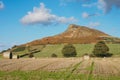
<box><xmin>51</xmin><ymin>53</ymin><xmax>57</xmax><ymax>57</ymax></box>
<box><xmin>9</xmin><ymin>51</ymin><xmax>13</xmax><ymax>59</ymax></box>
<box><xmin>62</xmin><ymin>44</ymin><xmax>77</xmax><ymax>57</ymax></box>
<box><xmin>12</xmin><ymin>46</ymin><xmax>25</xmax><ymax>52</ymax></box>
<box><xmin>29</xmin><ymin>53</ymin><xmax>34</xmax><ymax>58</ymax></box>
<box><xmin>17</xmin><ymin>55</ymin><xmax>20</xmax><ymax>59</ymax></box>
<box><xmin>93</xmin><ymin>41</ymin><xmax>112</xmax><ymax>57</ymax></box>
<box><xmin>12</xmin><ymin>45</ymin><xmax>18</xmax><ymax>48</ymax></box>
<box><xmin>7</xmin><ymin>48</ymin><xmax>11</xmax><ymax>51</ymax></box>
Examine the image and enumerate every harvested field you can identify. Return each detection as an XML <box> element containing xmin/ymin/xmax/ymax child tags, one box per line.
<box><xmin>0</xmin><ymin>58</ymin><xmax>120</xmax><ymax>80</ymax></box>
<box><xmin>0</xmin><ymin>58</ymin><xmax>82</xmax><ymax>71</ymax></box>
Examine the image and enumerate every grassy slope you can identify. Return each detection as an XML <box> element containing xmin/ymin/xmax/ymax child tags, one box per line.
<box><xmin>107</xmin><ymin>44</ymin><xmax>120</xmax><ymax>56</ymax></box>
<box><xmin>1</xmin><ymin>44</ymin><xmax>119</xmax><ymax>58</ymax></box>
<box><xmin>34</xmin><ymin>44</ymin><xmax>64</xmax><ymax>58</ymax></box>
<box><xmin>74</xmin><ymin>44</ymin><xmax>94</xmax><ymax>57</ymax></box>
<box><xmin>33</xmin><ymin>44</ymin><xmax>120</xmax><ymax>58</ymax></box>
<box><xmin>0</xmin><ymin>54</ymin><xmax>2</xmax><ymax>59</ymax></box>
<box><xmin>13</xmin><ymin>49</ymin><xmax>28</xmax><ymax>55</ymax></box>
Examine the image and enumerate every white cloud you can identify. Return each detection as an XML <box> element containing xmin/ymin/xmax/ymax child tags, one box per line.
<box><xmin>88</xmin><ymin>22</ymin><xmax>100</xmax><ymax>28</ymax></box>
<box><xmin>82</xmin><ymin>12</ymin><xmax>89</xmax><ymax>18</ymax></box>
<box><xmin>82</xmin><ymin>12</ymin><xmax>99</xmax><ymax>18</ymax></box>
<box><xmin>82</xmin><ymin>0</ymin><xmax>120</xmax><ymax>14</ymax></box>
<box><xmin>0</xmin><ymin>1</ymin><xmax>4</xmax><ymax>9</ymax></box>
<box><xmin>21</xmin><ymin>3</ymin><xmax>77</xmax><ymax>25</ymax></box>
<box><xmin>98</xmin><ymin>0</ymin><xmax>120</xmax><ymax>13</ymax></box>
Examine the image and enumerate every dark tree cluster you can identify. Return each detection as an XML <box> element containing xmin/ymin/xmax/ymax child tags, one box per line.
<box><xmin>29</xmin><ymin>53</ymin><xmax>34</xmax><ymax>58</ymax></box>
<box><xmin>62</xmin><ymin>44</ymin><xmax>77</xmax><ymax>57</ymax></box>
<box><xmin>93</xmin><ymin>41</ymin><xmax>112</xmax><ymax>57</ymax></box>
<box><xmin>51</xmin><ymin>53</ymin><xmax>57</xmax><ymax>57</ymax></box>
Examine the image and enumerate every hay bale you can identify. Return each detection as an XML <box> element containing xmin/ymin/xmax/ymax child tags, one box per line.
<box><xmin>83</xmin><ymin>55</ymin><xmax>90</xmax><ymax>60</ymax></box>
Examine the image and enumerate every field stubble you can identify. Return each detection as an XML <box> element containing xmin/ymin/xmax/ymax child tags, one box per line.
<box><xmin>0</xmin><ymin>58</ymin><xmax>120</xmax><ymax>80</ymax></box>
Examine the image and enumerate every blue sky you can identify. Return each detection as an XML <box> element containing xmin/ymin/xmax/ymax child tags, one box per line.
<box><xmin>0</xmin><ymin>0</ymin><xmax>120</xmax><ymax>51</ymax></box>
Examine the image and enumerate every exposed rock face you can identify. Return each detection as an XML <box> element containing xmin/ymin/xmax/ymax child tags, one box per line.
<box><xmin>26</xmin><ymin>24</ymin><xmax>112</xmax><ymax>45</ymax></box>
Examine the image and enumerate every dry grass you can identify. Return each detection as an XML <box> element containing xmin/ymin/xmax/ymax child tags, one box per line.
<box><xmin>93</xmin><ymin>58</ymin><xmax>120</xmax><ymax>76</ymax></box>
<box><xmin>0</xmin><ymin>58</ymin><xmax>120</xmax><ymax>77</ymax></box>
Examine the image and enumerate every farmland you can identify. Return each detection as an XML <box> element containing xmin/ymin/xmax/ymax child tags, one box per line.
<box><xmin>2</xmin><ymin>44</ymin><xmax>120</xmax><ymax>58</ymax></box>
<box><xmin>0</xmin><ymin>44</ymin><xmax>120</xmax><ymax>80</ymax></box>
<box><xmin>0</xmin><ymin>58</ymin><xmax>120</xmax><ymax>80</ymax></box>
<box><xmin>33</xmin><ymin>44</ymin><xmax>120</xmax><ymax>58</ymax></box>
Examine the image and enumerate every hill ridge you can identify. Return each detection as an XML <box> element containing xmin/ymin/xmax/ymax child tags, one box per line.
<box><xmin>26</xmin><ymin>24</ymin><xmax>119</xmax><ymax>46</ymax></box>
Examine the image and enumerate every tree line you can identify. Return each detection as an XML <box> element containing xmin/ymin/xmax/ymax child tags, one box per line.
<box><xmin>62</xmin><ymin>41</ymin><xmax>112</xmax><ymax>57</ymax></box>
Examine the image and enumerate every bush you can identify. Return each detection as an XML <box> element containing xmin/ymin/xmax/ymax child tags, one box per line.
<box><xmin>29</xmin><ymin>53</ymin><xmax>34</xmax><ymax>58</ymax></box>
<box><xmin>12</xmin><ymin>46</ymin><xmax>25</xmax><ymax>52</ymax></box>
<box><xmin>51</xmin><ymin>53</ymin><xmax>57</xmax><ymax>57</ymax></box>
<box><xmin>12</xmin><ymin>45</ymin><xmax>18</xmax><ymax>48</ymax></box>
<box><xmin>9</xmin><ymin>52</ymin><xmax>13</xmax><ymax>59</ymax></box>
<box><xmin>62</xmin><ymin>44</ymin><xmax>77</xmax><ymax>57</ymax></box>
<box><xmin>89</xmin><ymin>54</ymin><xmax>95</xmax><ymax>57</ymax></box>
<box><xmin>17</xmin><ymin>55</ymin><xmax>20</xmax><ymax>59</ymax></box>
<box><xmin>93</xmin><ymin>41</ymin><xmax>112</xmax><ymax>57</ymax></box>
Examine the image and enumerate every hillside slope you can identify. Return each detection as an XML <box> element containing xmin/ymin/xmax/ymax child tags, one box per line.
<box><xmin>33</xmin><ymin>44</ymin><xmax>120</xmax><ymax>58</ymax></box>
<box><xmin>27</xmin><ymin>24</ymin><xmax>116</xmax><ymax>46</ymax></box>
<box><xmin>1</xmin><ymin>24</ymin><xmax>120</xmax><ymax>56</ymax></box>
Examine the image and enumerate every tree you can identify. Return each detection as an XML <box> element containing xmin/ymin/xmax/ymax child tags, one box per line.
<box><xmin>12</xmin><ymin>46</ymin><xmax>26</xmax><ymax>52</ymax></box>
<box><xmin>9</xmin><ymin>51</ymin><xmax>13</xmax><ymax>59</ymax></box>
<box><xmin>93</xmin><ymin>41</ymin><xmax>112</xmax><ymax>57</ymax></box>
<box><xmin>17</xmin><ymin>55</ymin><xmax>20</xmax><ymax>59</ymax></box>
<box><xmin>12</xmin><ymin>45</ymin><xmax>18</xmax><ymax>48</ymax></box>
<box><xmin>51</xmin><ymin>53</ymin><xmax>57</xmax><ymax>57</ymax></box>
<box><xmin>62</xmin><ymin>44</ymin><xmax>77</xmax><ymax>57</ymax></box>
<box><xmin>29</xmin><ymin>53</ymin><xmax>34</xmax><ymax>58</ymax></box>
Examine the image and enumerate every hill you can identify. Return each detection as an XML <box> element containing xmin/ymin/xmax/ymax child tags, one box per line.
<box><xmin>4</xmin><ymin>44</ymin><xmax>119</xmax><ymax>58</ymax></box>
<box><xmin>1</xmin><ymin>24</ymin><xmax>120</xmax><ymax>57</ymax></box>
<box><xmin>26</xmin><ymin>24</ymin><xmax>108</xmax><ymax>45</ymax></box>
<box><xmin>25</xmin><ymin>24</ymin><xmax>120</xmax><ymax>46</ymax></box>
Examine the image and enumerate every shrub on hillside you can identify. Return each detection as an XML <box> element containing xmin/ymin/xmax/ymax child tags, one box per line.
<box><xmin>12</xmin><ymin>45</ymin><xmax>18</xmax><ymax>48</ymax></box>
<box><xmin>93</xmin><ymin>41</ymin><xmax>112</xmax><ymax>57</ymax></box>
<box><xmin>89</xmin><ymin>54</ymin><xmax>95</xmax><ymax>57</ymax></box>
<box><xmin>29</xmin><ymin>53</ymin><xmax>34</xmax><ymax>58</ymax></box>
<box><xmin>62</xmin><ymin>44</ymin><xmax>77</xmax><ymax>57</ymax></box>
<box><xmin>51</xmin><ymin>53</ymin><xmax>57</xmax><ymax>57</ymax></box>
<box><xmin>12</xmin><ymin>46</ymin><xmax>26</xmax><ymax>52</ymax></box>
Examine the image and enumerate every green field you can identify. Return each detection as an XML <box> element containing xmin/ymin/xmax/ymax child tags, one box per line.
<box><xmin>1</xmin><ymin>44</ymin><xmax>120</xmax><ymax>58</ymax></box>
<box><xmin>0</xmin><ymin>70</ymin><xmax>120</xmax><ymax>80</ymax></box>
<box><xmin>0</xmin><ymin>54</ymin><xmax>2</xmax><ymax>59</ymax></box>
<box><xmin>33</xmin><ymin>44</ymin><xmax>120</xmax><ymax>58</ymax></box>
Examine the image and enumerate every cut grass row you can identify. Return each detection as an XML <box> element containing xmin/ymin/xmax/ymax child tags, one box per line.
<box><xmin>0</xmin><ymin>61</ymin><xmax>120</xmax><ymax>80</ymax></box>
<box><xmin>64</xmin><ymin>60</ymin><xmax>83</xmax><ymax>80</ymax></box>
<box><xmin>0</xmin><ymin>58</ymin><xmax>120</xmax><ymax>80</ymax></box>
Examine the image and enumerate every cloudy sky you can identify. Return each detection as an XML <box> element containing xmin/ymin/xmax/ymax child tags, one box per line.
<box><xmin>0</xmin><ymin>0</ymin><xmax>120</xmax><ymax>51</ymax></box>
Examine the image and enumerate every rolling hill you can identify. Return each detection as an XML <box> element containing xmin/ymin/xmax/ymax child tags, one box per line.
<box><xmin>1</xmin><ymin>24</ymin><xmax>120</xmax><ymax>57</ymax></box>
<box><xmin>25</xmin><ymin>24</ymin><xmax>120</xmax><ymax>46</ymax></box>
